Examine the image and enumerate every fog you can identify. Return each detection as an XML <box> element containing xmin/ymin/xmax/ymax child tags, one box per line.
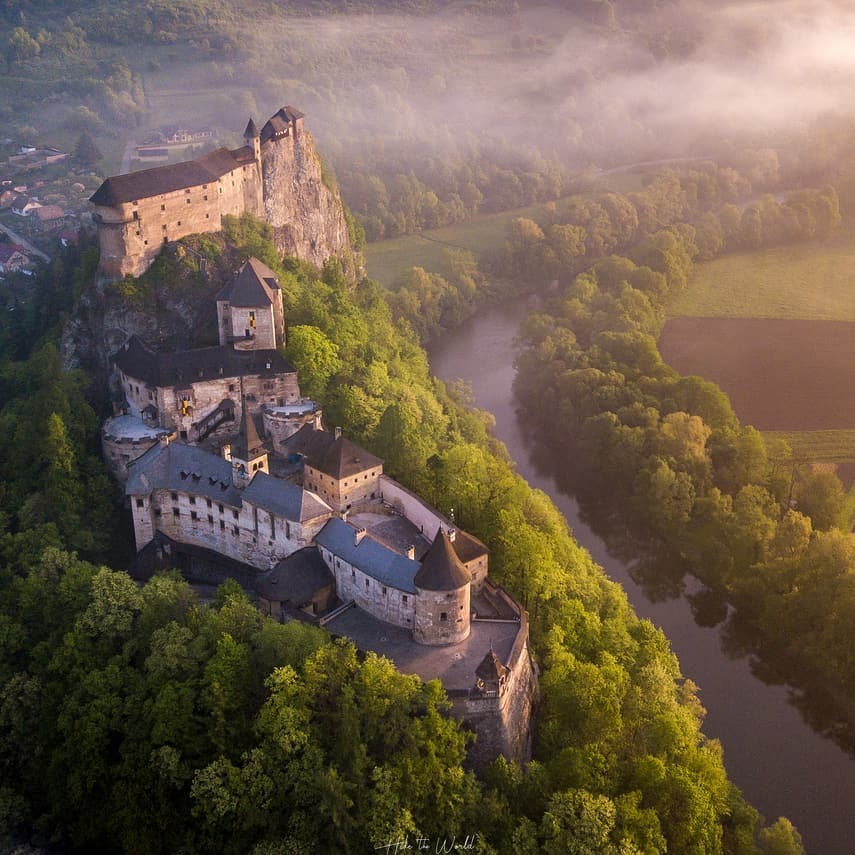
<box><xmin>203</xmin><ymin>0</ymin><xmax>855</xmax><ymax>169</ymax></box>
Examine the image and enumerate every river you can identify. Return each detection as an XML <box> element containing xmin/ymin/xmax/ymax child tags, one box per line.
<box><xmin>429</xmin><ymin>297</ymin><xmax>855</xmax><ymax>855</ymax></box>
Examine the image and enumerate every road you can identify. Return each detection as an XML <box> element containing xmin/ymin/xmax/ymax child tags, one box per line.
<box><xmin>0</xmin><ymin>221</ymin><xmax>50</xmax><ymax>262</ymax></box>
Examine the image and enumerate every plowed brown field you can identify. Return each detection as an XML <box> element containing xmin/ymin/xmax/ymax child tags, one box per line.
<box><xmin>658</xmin><ymin>317</ymin><xmax>855</xmax><ymax>431</ymax></box>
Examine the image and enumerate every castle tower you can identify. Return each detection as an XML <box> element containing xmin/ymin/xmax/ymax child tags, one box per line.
<box><xmin>229</xmin><ymin>399</ymin><xmax>268</xmax><ymax>488</ymax></box>
<box><xmin>244</xmin><ymin>117</ymin><xmax>261</xmax><ymax>164</ymax></box>
<box><xmin>216</xmin><ymin>257</ymin><xmax>285</xmax><ymax>350</ymax></box>
<box><xmin>413</xmin><ymin>529</ymin><xmax>471</xmax><ymax>645</ymax></box>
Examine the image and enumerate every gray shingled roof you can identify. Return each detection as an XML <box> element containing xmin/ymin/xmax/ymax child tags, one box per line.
<box><xmin>126</xmin><ymin>441</ymin><xmax>331</xmax><ymax>524</ymax></box>
<box><xmin>476</xmin><ymin>647</ymin><xmax>507</xmax><ymax>681</ymax></box>
<box><xmin>256</xmin><ymin>547</ymin><xmax>333</xmax><ymax>604</ymax></box>
<box><xmin>90</xmin><ymin>147</ymin><xmax>244</xmax><ymax>206</ymax></box>
<box><xmin>315</xmin><ymin>518</ymin><xmax>420</xmax><ymax>594</ymax></box>
<box><xmin>414</xmin><ymin>530</ymin><xmax>470</xmax><ymax>592</ymax></box>
<box><xmin>215</xmin><ymin>258</ymin><xmax>279</xmax><ymax>307</ymax></box>
<box><xmin>231</xmin><ymin>403</ymin><xmax>266</xmax><ymax>462</ymax></box>
<box><xmin>114</xmin><ymin>335</ymin><xmax>295</xmax><ymax>388</ymax></box>
<box><xmin>126</xmin><ymin>441</ymin><xmax>241</xmax><ymax>505</ymax></box>
<box><xmin>242</xmin><ymin>471</ymin><xmax>332</xmax><ymax>523</ymax></box>
<box><xmin>260</xmin><ymin>106</ymin><xmax>305</xmax><ymax>143</ymax></box>
<box><xmin>244</xmin><ymin>117</ymin><xmax>260</xmax><ymax>139</ymax></box>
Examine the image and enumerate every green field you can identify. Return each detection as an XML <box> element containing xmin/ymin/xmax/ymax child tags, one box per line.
<box><xmin>365</xmin><ymin>204</ymin><xmax>550</xmax><ymax>287</ymax></box>
<box><xmin>763</xmin><ymin>430</ymin><xmax>855</xmax><ymax>463</ymax></box>
<box><xmin>669</xmin><ymin>231</ymin><xmax>855</xmax><ymax>321</ymax></box>
<box><xmin>364</xmin><ymin>172</ymin><xmax>647</xmax><ymax>288</ymax></box>
<box><xmin>670</xmin><ymin>234</ymin><xmax>855</xmax><ymax>470</ymax></box>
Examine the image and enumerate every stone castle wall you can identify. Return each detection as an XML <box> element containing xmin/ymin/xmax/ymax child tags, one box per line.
<box><xmin>119</xmin><ymin>370</ymin><xmax>300</xmax><ymax>441</ymax></box>
<box><xmin>319</xmin><ymin>542</ymin><xmax>416</xmax><ymax>629</ymax></box>
<box><xmin>94</xmin><ymin>163</ymin><xmax>263</xmax><ymax>279</ymax></box>
<box><xmin>136</xmin><ymin>484</ymin><xmax>329</xmax><ymax>568</ymax></box>
<box><xmin>95</xmin><ymin>113</ymin><xmax>356</xmax><ymax>281</ymax></box>
<box><xmin>458</xmin><ymin>612</ymin><xmax>538</xmax><ymax>771</ymax></box>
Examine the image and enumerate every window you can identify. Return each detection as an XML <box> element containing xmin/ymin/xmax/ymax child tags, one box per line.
<box><xmin>133</xmin><ymin>211</ymin><xmax>138</xmax><ymax>220</ymax></box>
<box><xmin>207</xmin><ymin>515</ymin><xmax>213</xmax><ymax>524</ymax></box>
<box><xmin>382</xmin><ymin>586</ymin><xmax>387</xmax><ymax>596</ymax></box>
<box><xmin>365</xmin><ymin>578</ymin><xmax>370</xmax><ymax>588</ymax></box>
<box><xmin>206</xmin><ymin>498</ymin><xmax>212</xmax><ymax>508</ymax></box>
<box><xmin>440</xmin><ymin>612</ymin><xmax>448</xmax><ymax>622</ymax></box>
<box><xmin>229</xmin><ymin>384</ymin><xmax>235</xmax><ymax>392</ymax></box>
<box><xmin>179</xmin><ymin>430</ymin><xmax>187</xmax><ymax>440</ymax></box>
<box><xmin>351</xmin><ymin>569</ymin><xmax>356</xmax><ymax>578</ymax></box>
<box><xmin>177</xmin><ymin>220</ymin><xmax>181</xmax><ymax>227</ymax></box>
<box><xmin>135</xmin><ymin>498</ymin><xmax>144</xmax><ymax>508</ymax></box>
<box><xmin>171</xmin><ymin>492</ymin><xmax>178</xmax><ymax>501</ymax></box>
<box><xmin>189</xmin><ymin>496</ymin><xmax>196</xmax><ymax>505</ymax></box>
<box><xmin>144</xmin><ymin>240</ymin><xmax>148</xmax><ymax>246</ymax></box>
<box><xmin>232</xmin><ymin>510</ymin><xmax>239</xmax><ymax>520</ymax></box>
<box><xmin>402</xmin><ymin>595</ymin><xmax>408</xmax><ymax>604</ymax></box>
<box><xmin>185</xmin><ymin>188</ymin><xmax>190</xmax><ymax>194</ymax></box>
<box><xmin>186</xmin><ymin>198</ymin><xmax>191</xmax><ymax>204</ymax></box>
<box><xmin>218</xmin><ymin>504</ymin><xmax>224</xmax><ymax>513</ymax></box>
<box><xmin>190</xmin><ymin>511</ymin><xmax>198</xmax><ymax>521</ymax></box>
<box><xmin>163</xmin><ymin>237</ymin><xmax>168</xmax><ymax>244</ymax></box>
<box><xmin>233</xmin><ymin>526</ymin><xmax>239</xmax><ymax>536</ymax></box>
<box><xmin>172</xmin><ymin>508</ymin><xmax>179</xmax><ymax>517</ymax></box>
<box><xmin>220</xmin><ymin>520</ymin><xmax>225</xmax><ymax>531</ymax></box>
<box><xmin>161</xmin><ymin>204</ymin><xmax>165</xmax><ymax>211</ymax></box>
<box><xmin>162</xmin><ymin>224</ymin><xmax>167</xmax><ymax>231</ymax></box>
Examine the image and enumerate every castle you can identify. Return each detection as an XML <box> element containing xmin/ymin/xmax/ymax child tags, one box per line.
<box><xmin>99</xmin><ymin>131</ymin><xmax>536</xmax><ymax>766</ymax></box>
<box><xmin>90</xmin><ymin>107</ymin><xmax>352</xmax><ymax>279</ymax></box>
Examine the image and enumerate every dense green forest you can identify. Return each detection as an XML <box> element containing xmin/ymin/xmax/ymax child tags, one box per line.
<box><xmin>0</xmin><ymin>216</ymin><xmax>803</xmax><ymax>852</ymax></box>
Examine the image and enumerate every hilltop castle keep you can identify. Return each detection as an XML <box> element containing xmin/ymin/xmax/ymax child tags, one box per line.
<box><xmin>91</xmin><ymin>106</ymin><xmax>352</xmax><ymax>278</ymax></box>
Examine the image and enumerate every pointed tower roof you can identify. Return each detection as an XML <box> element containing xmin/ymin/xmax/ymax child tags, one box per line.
<box><xmin>216</xmin><ymin>258</ymin><xmax>279</xmax><ymax>307</ymax></box>
<box><xmin>476</xmin><ymin>646</ymin><xmax>508</xmax><ymax>682</ymax></box>
<box><xmin>232</xmin><ymin>400</ymin><xmax>266</xmax><ymax>463</ymax></box>
<box><xmin>414</xmin><ymin>529</ymin><xmax>470</xmax><ymax>592</ymax></box>
<box><xmin>244</xmin><ymin>117</ymin><xmax>259</xmax><ymax>138</ymax></box>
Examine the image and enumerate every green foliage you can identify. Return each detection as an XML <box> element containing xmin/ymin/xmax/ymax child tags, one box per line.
<box><xmin>514</xmin><ymin>199</ymin><xmax>855</xmax><ymax>707</ymax></box>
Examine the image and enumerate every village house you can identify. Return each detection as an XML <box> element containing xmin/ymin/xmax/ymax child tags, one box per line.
<box><xmin>0</xmin><ymin>244</ymin><xmax>30</xmax><ymax>273</ymax></box>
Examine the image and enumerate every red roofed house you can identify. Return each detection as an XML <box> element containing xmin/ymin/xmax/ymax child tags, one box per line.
<box><xmin>0</xmin><ymin>244</ymin><xmax>30</xmax><ymax>273</ymax></box>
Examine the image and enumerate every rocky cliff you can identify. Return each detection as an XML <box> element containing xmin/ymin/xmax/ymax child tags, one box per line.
<box><xmin>263</xmin><ymin>129</ymin><xmax>360</xmax><ymax>281</ymax></box>
<box><xmin>62</xmin><ymin>240</ymin><xmax>249</xmax><ymax>380</ymax></box>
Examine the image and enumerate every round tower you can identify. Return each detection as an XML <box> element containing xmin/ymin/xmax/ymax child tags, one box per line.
<box><xmin>413</xmin><ymin>529</ymin><xmax>471</xmax><ymax>645</ymax></box>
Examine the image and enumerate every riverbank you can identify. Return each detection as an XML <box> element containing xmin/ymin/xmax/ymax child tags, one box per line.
<box><xmin>429</xmin><ymin>296</ymin><xmax>855</xmax><ymax>855</ymax></box>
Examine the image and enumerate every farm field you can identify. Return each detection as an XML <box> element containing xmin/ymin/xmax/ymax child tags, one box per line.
<box><xmin>668</xmin><ymin>231</ymin><xmax>855</xmax><ymax>321</ymax></box>
<box><xmin>658</xmin><ymin>317</ymin><xmax>855</xmax><ymax>432</ymax></box>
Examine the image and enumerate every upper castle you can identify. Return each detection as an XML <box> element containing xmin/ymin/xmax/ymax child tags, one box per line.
<box><xmin>90</xmin><ymin>107</ymin><xmax>353</xmax><ymax>278</ymax></box>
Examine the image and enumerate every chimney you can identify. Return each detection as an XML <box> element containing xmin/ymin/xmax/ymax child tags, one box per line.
<box><xmin>354</xmin><ymin>526</ymin><xmax>367</xmax><ymax>546</ymax></box>
<box><xmin>447</xmin><ymin>527</ymin><xmax>456</xmax><ymax>543</ymax></box>
<box><xmin>407</xmin><ymin>544</ymin><xmax>415</xmax><ymax>560</ymax></box>
<box><xmin>335</xmin><ymin>426</ymin><xmax>342</xmax><ymax>440</ymax></box>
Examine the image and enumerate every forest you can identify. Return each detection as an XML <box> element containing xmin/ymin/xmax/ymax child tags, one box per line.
<box><xmin>0</xmin><ymin>214</ymin><xmax>804</xmax><ymax>852</ymax></box>
<box><xmin>3</xmin><ymin>0</ymin><xmax>855</xmax><ymax>850</ymax></box>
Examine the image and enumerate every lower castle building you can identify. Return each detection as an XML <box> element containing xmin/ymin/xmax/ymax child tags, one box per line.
<box><xmin>106</xmin><ymin>251</ymin><xmax>536</xmax><ymax>768</ymax></box>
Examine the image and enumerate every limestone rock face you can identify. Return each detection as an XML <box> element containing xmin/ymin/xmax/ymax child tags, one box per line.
<box><xmin>61</xmin><ymin>266</ymin><xmax>220</xmax><ymax>380</ymax></box>
<box><xmin>262</xmin><ymin>130</ymin><xmax>358</xmax><ymax>279</ymax></box>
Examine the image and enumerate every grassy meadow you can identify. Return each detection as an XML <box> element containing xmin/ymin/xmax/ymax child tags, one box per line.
<box><xmin>365</xmin><ymin>171</ymin><xmax>647</xmax><ymax>288</ymax></box>
<box><xmin>669</xmin><ymin>230</ymin><xmax>855</xmax><ymax>321</ymax></box>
